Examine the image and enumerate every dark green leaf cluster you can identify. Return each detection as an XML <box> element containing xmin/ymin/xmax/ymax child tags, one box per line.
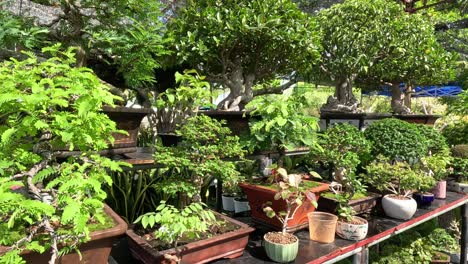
<box><xmin>0</xmin><ymin>8</ymin><xmax>48</xmax><ymax>50</ymax></box>
<box><xmin>364</xmin><ymin>118</ymin><xmax>428</xmax><ymax>163</ymax></box>
<box><xmin>415</xmin><ymin>124</ymin><xmax>449</xmax><ymax>155</ymax></box>
<box><xmin>442</xmin><ymin>120</ymin><xmax>468</xmax><ymax>146</ymax></box>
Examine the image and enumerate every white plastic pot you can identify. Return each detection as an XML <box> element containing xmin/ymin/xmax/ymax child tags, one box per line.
<box><xmin>234</xmin><ymin>198</ymin><xmax>250</xmax><ymax>213</ymax></box>
<box><xmin>222</xmin><ymin>195</ymin><xmax>235</xmax><ymax>211</ymax></box>
<box><xmin>381</xmin><ymin>194</ymin><xmax>417</xmax><ymax>220</ymax></box>
<box><xmin>336</xmin><ymin>216</ymin><xmax>368</xmax><ymax>241</ymax></box>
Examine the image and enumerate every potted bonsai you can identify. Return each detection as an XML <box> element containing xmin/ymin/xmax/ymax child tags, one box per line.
<box><xmin>334</xmin><ymin>195</ymin><xmax>368</xmax><ymax>241</ymax></box>
<box><xmin>0</xmin><ymin>46</ymin><xmax>127</xmax><ymax>263</ymax></box>
<box><xmin>364</xmin><ymin>157</ymin><xmax>429</xmax><ymax>220</ymax></box>
<box><xmin>311</xmin><ymin>123</ymin><xmax>379</xmax><ymax>214</ymax></box>
<box><xmin>419</xmin><ymin>154</ymin><xmax>450</xmax><ymax>200</ymax></box>
<box><xmin>262</xmin><ymin>168</ymin><xmax>318</xmax><ymax>263</ymax></box>
<box><xmin>126</xmin><ymin>115</ymin><xmax>254</xmax><ymax>263</ymax></box>
<box><xmin>448</xmin><ymin>144</ymin><xmax>468</xmax><ymax>193</ymax></box>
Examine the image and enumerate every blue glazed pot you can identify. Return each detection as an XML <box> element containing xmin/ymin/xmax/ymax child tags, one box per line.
<box><xmin>413</xmin><ymin>193</ymin><xmax>435</xmax><ymax>208</ymax></box>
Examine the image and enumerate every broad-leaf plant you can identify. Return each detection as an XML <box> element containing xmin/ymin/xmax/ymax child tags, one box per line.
<box><xmin>0</xmin><ymin>46</ymin><xmax>125</xmax><ymax>263</ymax></box>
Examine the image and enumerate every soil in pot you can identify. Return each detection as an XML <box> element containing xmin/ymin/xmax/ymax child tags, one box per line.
<box><xmin>263</xmin><ymin>232</ymin><xmax>299</xmax><ymax>263</ymax></box>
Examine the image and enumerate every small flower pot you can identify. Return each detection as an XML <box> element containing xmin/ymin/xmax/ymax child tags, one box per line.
<box><xmin>221</xmin><ymin>195</ymin><xmax>235</xmax><ymax>212</ymax></box>
<box><xmin>413</xmin><ymin>192</ymin><xmax>435</xmax><ymax>208</ymax></box>
<box><xmin>431</xmin><ymin>251</ymin><xmax>451</xmax><ymax>264</ymax></box>
<box><xmin>431</xmin><ymin>180</ymin><xmax>447</xmax><ymax>199</ymax></box>
<box><xmin>263</xmin><ymin>232</ymin><xmax>299</xmax><ymax>263</ymax></box>
<box><xmin>307</xmin><ymin>212</ymin><xmax>338</xmax><ymax>243</ymax></box>
<box><xmin>382</xmin><ymin>194</ymin><xmax>417</xmax><ymax>220</ymax></box>
<box><xmin>233</xmin><ymin>197</ymin><xmax>250</xmax><ymax>213</ymax></box>
<box><xmin>336</xmin><ymin>216</ymin><xmax>368</xmax><ymax>241</ymax></box>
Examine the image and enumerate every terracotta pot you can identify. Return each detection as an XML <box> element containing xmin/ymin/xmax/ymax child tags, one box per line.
<box><xmin>0</xmin><ymin>204</ymin><xmax>127</xmax><ymax>264</ymax></box>
<box><xmin>432</xmin><ymin>180</ymin><xmax>447</xmax><ymax>199</ymax></box>
<box><xmin>126</xmin><ymin>211</ymin><xmax>254</xmax><ymax>264</ymax></box>
<box><xmin>317</xmin><ymin>192</ymin><xmax>381</xmax><ymax>214</ymax></box>
<box><xmin>382</xmin><ymin>194</ymin><xmax>417</xmax><ymax>220</ymax></box>
<box><xmin>413</xmin><ymin>192</ymin><xmax>435</xmax><ymax>208</ymax></box>
<box><xmin>336</xmin><ymin>216</ymin><xmax>368</xmax><ymax>241</ymax></box>
<box><xmin>307</xmin><ymin>212</ymin><xmax>338</xmax><ymax>243</ymax></box>
<box><xmin>239</xmin><ymin>181</ymin><xmax>329</xmax><ymax>232</ymax></box>
<box><xmin>263</xmin><ymin>233</ymin><xmax>299</xmax><ymax>263</ymax></box>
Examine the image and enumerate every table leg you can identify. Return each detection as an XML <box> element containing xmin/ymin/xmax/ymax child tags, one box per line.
<box><xmin>352</xmin><ymin>247</ymin><xmax>368</xmax><ymax>264</ymax></box>
<box><xmin>216</xmin><ymin>179</ymin><xmax>222</xmax><ymax>212</ymax></box>
<box><xmin>461</xmin><ymin>202</ymin><xmax>467</xmax><ymax>264</ymax></box>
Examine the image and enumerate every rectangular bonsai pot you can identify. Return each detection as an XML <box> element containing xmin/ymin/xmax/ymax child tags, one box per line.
<box><xmin>317</xmin><ymin>192</ymin><xmax>381</xmax><ymax>214</ymax></box>
<box><xmin>0</xmin><ymin>204</ymin><xmax>128</xmax><ymax>264</ymax></box>
<box><xmin>239</xmin><ymin>181</ymin><xmax>330</xmax><ymax>232</ymax></box>
<box><xmin>126</xmin><ymin>211</ymin><xmax>254</xmax><ymax>264</ymax></box>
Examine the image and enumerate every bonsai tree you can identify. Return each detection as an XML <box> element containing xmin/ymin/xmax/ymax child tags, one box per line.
<box><xmin>364</xmin><ymin>118</ymin><xmax>429</xmax><ymax>164</ymax></box>
<box><xmin>311</xmin><ymin>123</ymin><xmax>370</xmax><ymax>193</ymax></box>
<box><xmin>245</xmin><ymin>93</ymin><xmax>320</xmax><ymax>167</ymax></box>
<box><xmin>134</xmin><ymin>201</ymin><xmax>217</xmax><ymax>263</ymax></box>
<box><xmin>168</xmin><ymin>0</ymin><xmax>321</xmax><ymax>110</ymax></box>
<box><xmin>154</xmin><ymin>115</ymin><xmax>245</xmax><ymax>204</ymax></box>
<box><xmin>316</xmin><ymin>0</ymin><xmax>453</xmax><ymax>112</ymax></box>
<box><xmin>0</xmin><ymin>46</ymin><xmax>124</xmax><ymax>263</ymax></box>
<box><xmin>154</xmin><ymin>69</ymin><xmax>211</xmax><ymax>134</ymax></box>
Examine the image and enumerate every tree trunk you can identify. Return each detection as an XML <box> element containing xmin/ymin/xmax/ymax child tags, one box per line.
<box><xmin>404</xmin><ymin>84</ymin><xmax>412</xmax><ymax>109</ymax></box>
<box><xmin>335</xmin><ymin>76</ymin><xmax>357</xmax><ymax>105</ymax></box>
<box><xmin>391</xmin><ymin>82</ymin><xmax>411</xmax><ymax>114</ymax></box>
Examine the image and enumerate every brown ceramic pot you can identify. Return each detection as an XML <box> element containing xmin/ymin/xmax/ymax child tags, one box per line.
<box><xmin>0</xmin><ymin>204</ymin><xmax>127</xmax><ymax>264</ymax></box>
<box><xmin>317</xmin><ymin>192</ymin><xmax>381</xmax><ymax>214</ymax></box>
<box><xmin>239</xmin><ymin>181</ymin><xmax>329</xmax><ymax>232</ymax></box>
<box><xmin>199</xmin><ymin>110</ymin><xmax>254</xmax><ymax>136</ymax></box>
<box><xmin>126</xmin><ymin>211</ymin><xmax>254</xmax><ymax>264</ymax></box>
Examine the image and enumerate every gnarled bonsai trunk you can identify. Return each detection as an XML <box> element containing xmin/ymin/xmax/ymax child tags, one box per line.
<box><xmin>335</xmin><ymin>75</ymin><xmax>357</xmax><ymax>105</ymax></box>
<box><xmin>391</xmin><ymin>82</ymin><xmax>411</xmax><ymax>114</ymax></box>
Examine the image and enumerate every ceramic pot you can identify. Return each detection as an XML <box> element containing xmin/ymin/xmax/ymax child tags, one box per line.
<box><xmin>431</xmin><ymin>251</ymin><xmax>451</xmax><ymax>263</ymax></box>
<box><xmin>221</xmin><ymin>195</ymin><xmax>235</xmax><ymax>211</ymax></box>
<box><xmin>413</xmin><ymin>192</ymin><xmax>435</xmax><ymax>208</ymax></box>
<box><xmin>307</xmin><ymin>212</ymin><xmax>338</xmax><ymax>243</ymax></box>
<box><xmin>431</xmin><ymin>181</ymin><xmax>447</xmax><ymax>199</ymax></box>
<box><xmin>381</xmin><ymin>194</ymin><xmax>417</xmax><ymax>220</ymax></box>
<box><xmin>336</xmin><ymin>216</ymin><xmax>368</xmax><ymax>241</ymax></box>
<box><xmin>233</xmin><ymin>198</ymin><xmax>250</xmax><ymax>213</ymax></box>
<box><xmin>263</xmin><ymin>233</ymin><xmax>299</xmax><ymax>263</ymax></box>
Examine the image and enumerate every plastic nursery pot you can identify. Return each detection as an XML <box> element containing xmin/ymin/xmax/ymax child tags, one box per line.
<box><xmin>233</xmin><ymin>197</ymin><xmax>250</xmax><ymax>213</ymax></box>
<box><xmin>413</xmin><ymin>192</ymin><xmax>435</xmax><ymax>208</ymax></box>
<box><xmin>307</xmin><ymin>212</ymin><xmax>338</xmax><ymax>243</ymax></box>
<box><xmin>431</xmin><ymin>180</ymin><xmax>447</xmax><ymax>199</ymax></box>
<box><xmin>221</xmin><ymin>195</ymin><xmax>235</xmax><ymax>211</ymax></box>
<box><xmin>263</xmin><ymin>232</ymin><xmax>299</xmax><ymax>263</ymax></box>
<box><xmin>381</xmin><ymin>194</ymin><xmax>417</xmax><ymax>220</ymax></box>
<box><xmin>335</xmin><ymin>216</ymin><xmax>368</xmax><ymax>241</ymax></box>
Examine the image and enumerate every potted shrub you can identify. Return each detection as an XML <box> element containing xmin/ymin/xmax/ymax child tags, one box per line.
<box><xmin>448</xmin><ymin>144</ymin><xmax>468</xmax><ymax>193</ymax></box>
<box><xmin>311</xmin><ymin>123</ymin><xmax>379</xmax><ymax>214</ymax></box>
<box><xmin>126</xmin><ymin>115</ymin><xmax>254</xmax><ymax>263</ymax></box>
<box><xmin>334</xmin><ymin>196</ymin><xmax>368</xmax><ymax>241</ymax></box>
<box><xmin>0</xmin><ymin>46</ymin><xmax>127</xmax><ymax>263</ymax></box>
<box><xmin>262</xmin><ymin>168</ymin><xmax>318</xmax><ymax>263</ymax></box>
<box><xmin>364</xmin><ymin>158</ymin><xmax>429</xmax><ymax>220</ymax></box>
<box><xmin>418</xmin><ymin>154</ymin><xmax>450</xmax><ymax>200</ymax></box>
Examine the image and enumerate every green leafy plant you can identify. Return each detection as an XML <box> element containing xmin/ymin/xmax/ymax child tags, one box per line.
<box><xmin>245</xmin><ymin>94</ymin><xmax>320</xmax><ymax>166</ymax></box>
<box><xmin>311</xmin><ymin>123</ymin><xmax>370</xmax><ymax>193</ymax></box>
<box><xmin>0</xmin><ymin>45</ymin><xmax>125</xmax><ymax>263</ymax></box>
<box><xmin>415</xmin><ymin>124</ymin><xmax>450</xmax><ymax>156</ymax></box>
<box><xmin>364</xmin><ymin>118</ymin><xmax>428</xmax><ymax>163</ymax></box>
<box><xmin>419</xmin><ymin>155</ymin><xmax>451</xmax><ymax>182</ymax></box>
<box><xmin>263</xmin><ymin>168</ymin><xmax>318</xmax><ymax>234</ymax></box>
<box><xmin>168</xmin><ymin>0</ymin><xmax>321</xmax><ymax>110</ymax></box>
<box><xmin>442</xmin><ymin>120</ymin><xmax>468</xmax><ymax>146</ymax></box>
<box><xmin>154</xmin><ymin>70</ymin><xmax>212</xmax><ymax>134</ymax></box>
<box><xmin>154</xmin><ymin>115</ymin><xmax>245</xmax><ymax>204</ymax></box>
<box><xmin>364</xmin><ymin>157</ymin><xmax>435</xmax><ymax>197</ymax></box>
<box><xmin>134</xmin><ymin>201</ymin><xmax>217</xmax><ymax>263</ymax></box>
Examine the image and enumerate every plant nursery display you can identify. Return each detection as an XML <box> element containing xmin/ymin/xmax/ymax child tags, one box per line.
<box><xmin>126</xmin><ymin>115</ymin><xmax>253</xmax><ymax>263</ymax></box>
<box><xmin>0</xmin><ymin>46</ymin><xmax>127</xmax><ymax>263</ymax></box>
<box><xmin>262</xmin><ymin>168</ymin><xmax>315</xmax><ymax>263</ymax></box>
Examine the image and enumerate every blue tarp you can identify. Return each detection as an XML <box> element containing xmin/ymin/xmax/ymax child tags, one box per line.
<box><xmin>363</xmin><ymin>83</ymin><xmax>463</xmax><ymax>97</ymax></box>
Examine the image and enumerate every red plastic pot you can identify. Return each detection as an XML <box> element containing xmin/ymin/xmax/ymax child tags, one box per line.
<box><xmin>0</xmin><ymin>204</ymin><xmax>127</xmax><ymax>264</ymax></box>
<box><xmin>126</xmin><ymin>211</ymin><xmax>254</xmax><ymax>264</ymax></box>
<box><xmin>239</xmin><ymin>181</ymin><xmax>329</xmax><ymax>232</ymax></box>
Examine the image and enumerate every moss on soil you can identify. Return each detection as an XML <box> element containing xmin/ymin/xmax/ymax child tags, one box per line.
<box><xmin>322</xmin><ymin>191</ymin><xmax>368</xmax><ymax>200</ymax></box>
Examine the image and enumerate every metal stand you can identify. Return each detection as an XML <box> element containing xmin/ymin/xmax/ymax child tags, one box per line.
<box><xmin>462</xmin><ymin>203</ymin><xmax>467</xmax><ymax>264</ymax></box>
<box><xmin>352</xmin><ymin>247</ymin><xmax>368</xmax><ymax>264</ymax></box>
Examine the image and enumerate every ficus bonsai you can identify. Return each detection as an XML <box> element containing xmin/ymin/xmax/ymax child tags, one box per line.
<box><xmin>0</xmin><ymin>45</ymin><xmax>125</xmax><ymax>263</ymax></box>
